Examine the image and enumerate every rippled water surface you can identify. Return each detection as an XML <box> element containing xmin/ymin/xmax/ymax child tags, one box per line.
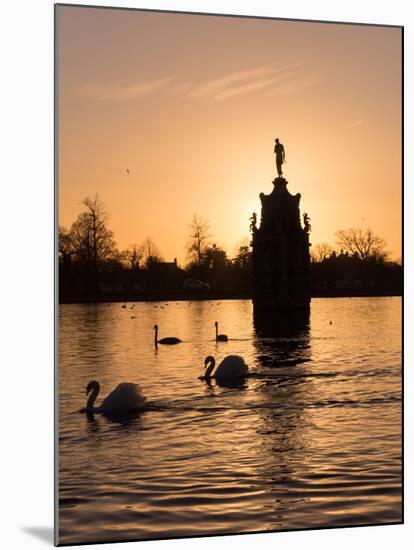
<box><xmin>58</xmin><ymin>297</ymin><xmax>402</xmax><ymax>544</ymax></box>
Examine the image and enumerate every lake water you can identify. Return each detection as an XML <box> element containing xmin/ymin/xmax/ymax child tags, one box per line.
<box><xmin>58</xmin><ymin>297</ymin><xmax>402</xmax><ymax>545</ymax></box>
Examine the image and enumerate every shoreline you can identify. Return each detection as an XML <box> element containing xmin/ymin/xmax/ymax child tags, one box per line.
<box><xmin>59</xmin><ymin>289</ymin><xmax>402</xmax><ymax>305</ymax></box>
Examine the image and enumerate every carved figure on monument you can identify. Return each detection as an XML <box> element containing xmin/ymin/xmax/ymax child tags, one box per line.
<box><xmin>249</xmin><ymin>212</ymin><xmax>257</xmax><ymax>233</ymax></box>
<box><xmin>274</xmin><ymin>138</ymin><xmax>286</xmax><ymax>176</ymax></box>
<box><xmin>303</xmin><ymin>212</ymin><xmax>311</xmax><ymax>233</ymax></box>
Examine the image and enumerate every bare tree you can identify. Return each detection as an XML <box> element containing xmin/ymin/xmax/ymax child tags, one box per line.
<box><xmin>70</xmin><ymin>194</ymin><xmax>116</xmax><ymax>270</ymax></box>
<box><xmin>186</xmin><ymin>214</ymin><xmax>212</xmax><ymax>266</ymax></box>
<box><xmin>311</xmin><ymin>242</ymin><xmax>333</xmax><ymax>262</ymax></box>
<box><xmin>58</xmin><ymin>226</ymin><xmax>75</xmax><ymax>263</ymax></box>
<box><xmin>335</xmin><ymin>227</ymin><xmax>388</xmax><ymax>261</ymax></box>
<box><xmin>140</xmin><ymin>237</ymin><xmax>163</xmax><ymax>268</ymax></box>
<box><xmin>122</xmin><ymin>244</ymin><xmax>143</xmax><ymax>270</ymax></box>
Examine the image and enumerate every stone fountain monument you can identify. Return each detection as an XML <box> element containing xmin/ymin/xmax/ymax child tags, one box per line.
<box><xmin>251</xmin><ymin>143</ymin><xmax>311</xmax><ymax>311</ymax></box>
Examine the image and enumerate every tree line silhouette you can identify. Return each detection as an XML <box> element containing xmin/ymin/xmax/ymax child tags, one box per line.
<box><xmin>59</xmin><ymin>194</ymin><xmax>402</xmax><ymax>302</ymax></box>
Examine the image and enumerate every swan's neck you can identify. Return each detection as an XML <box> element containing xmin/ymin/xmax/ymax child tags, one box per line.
<box><xmin>87</xmin><ymin>385</ymin><xmax>99</xmax><ymax>412</ymax></box>
<box><xmin>205</xmin><ymin>358</ymin><xmax>215</xmax><ymax>381</ymax></box>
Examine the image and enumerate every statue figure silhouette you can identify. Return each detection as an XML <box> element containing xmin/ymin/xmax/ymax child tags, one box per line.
<box><xmin>303</xmin><ymin>212</ymin><xmax>311</xmax><ymax>233</ymax></box>
<box><xmin>274</xmin><ymin>138</ymin><xmax>286</xmax><ymax>176</ymax></box>
<box><xmin>249</xmin><ymin>212</ymin><xmax>257</xmax><ymax>233</ymax></box>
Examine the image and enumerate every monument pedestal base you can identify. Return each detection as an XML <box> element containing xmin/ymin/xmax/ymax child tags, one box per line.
<box><xmin>252</xmin><ymin>177</ymin><xmax>310</xmax><ymax>311</ymax></box>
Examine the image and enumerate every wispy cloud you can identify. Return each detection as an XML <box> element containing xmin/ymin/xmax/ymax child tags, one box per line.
<box><xmin>79</xmin><ymin>62</ymin><xmax>307</xmax><ymax>103</ymax></box>
<box><xmin>80</xmin><ymin>78</ymin><xmax>171</xmax><ymax>101</ymax></box>
<box><xmin>215</xmin><ymin>69</ymin><xmax>303</xmax><ymax>101</ymax></box>
<box><xmin>265</xmin><ymin>72</ymin><xmax>317</xmax><ymax>96</ymax></box>
<box><xmin>169</xmin><ymin>81</ymin><xmax>194</xmax><ymax>96</ymax></box>
<box><xmin>213</xmin><ymin>76</ymin><xmax>283</xmax><ymax>101</ymax></box>
<box><xmin>347</xmin><ymin>119</ymin><xmax>364</xmax><ymax>129</ymax></box>
<box><xmin>187</xmin><ymin>63</ymin><xmax>303</xmax><ymax>101</ymax></box>
<box><xmin>187</xmin><ymin>64</ymin><xmax>277</xmax><ymax>98</ymax></box>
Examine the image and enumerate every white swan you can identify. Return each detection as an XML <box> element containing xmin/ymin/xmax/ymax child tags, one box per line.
<box><xmin>199</xmin><ymin>355</ymin><xmax>248</xmax><ymax>383</ymax></box>
<box><xmin>154</xmin><ymin>324</ymin><xmax>182</xmax><ymax>348</ymax></box>
<box><xmin>215</xmin><ymin>321</ymin><xmax>228</xmax><ymax>342</ymax></box>
<box><xmin>81</xmin><ymin>380</ymin><xmax>147</xmax><ymax>414</ymax></box>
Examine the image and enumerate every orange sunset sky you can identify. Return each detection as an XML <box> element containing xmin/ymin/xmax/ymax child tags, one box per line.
<box><xmin>57</xmin><ymin>6</ymin><xmax>402</xmax><ymax>264</ymax></box>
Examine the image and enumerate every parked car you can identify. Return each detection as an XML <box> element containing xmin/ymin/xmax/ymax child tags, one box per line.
<box><xmin>183</xmin><ymin>278</ymin><xmax>210</xmax><ymax>291</ymax></box>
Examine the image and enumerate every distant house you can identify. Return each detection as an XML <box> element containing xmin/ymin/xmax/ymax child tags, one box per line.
<box><xmin>148</xmin><ymin>258</ymin><xmax>186</xmax><ymax>290</ymax></box>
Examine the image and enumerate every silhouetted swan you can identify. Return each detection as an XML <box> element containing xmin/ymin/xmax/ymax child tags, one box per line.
<box><xmin>81</xmin><ymin>380</ymin><xmax>147</xmax><ymax>414</ymax></box>
<box><xmin>215</xmin><ymin>321</ymin><xmax>228</xmax><ymax>342</ymax></box>
<box><xmin>199</xmin><ymin>355</ymin><xmax>248</xmax><ymax>383</ymax></box>
<box><xmin>153</xmin><ymin>324</ymin><xmax>182</xmax><ymax>348</ymax></box>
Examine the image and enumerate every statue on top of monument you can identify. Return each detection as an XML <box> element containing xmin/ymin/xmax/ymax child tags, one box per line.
<box><xmin>249</xmin><ymin>212</ymin><xmax>257</xmax><ymax>233</ymax></box>
<box><xmin>303</xmin><ymin>212</ymin><xmax>311</xmax><ymax>233</ymax></box>
<box><xmin>274</xmin><ymin>138</ymin><xmax>286</xmax><ymax>177</ymax></box>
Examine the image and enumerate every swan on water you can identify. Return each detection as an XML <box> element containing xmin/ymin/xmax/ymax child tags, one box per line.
<box><xmin>153</xmin><ymin>324</ymin><xmax>182</xmax><ymax>348</ymax></box>
<box><xmin>81</xmin><ymin>380</ymin><xmax>147</xmax><ymax>414</ymax></box>
<box><xmin>199</xmin><ymin>355</ymin><xmax>248</xmax><ymax>383</ymax></box>
<box><xmin>215</xmin><ymin>321</ymin><xmax>228</xmax><ymax>342</ymax></box>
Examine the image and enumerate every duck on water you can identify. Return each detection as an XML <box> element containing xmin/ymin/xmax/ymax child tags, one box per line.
<box><xmin>153</xmin><ymin>324</ymin><xmax>182</xmax><ymax>348</ymax></box>
<box><xmin>199</xmin><ymin>355</ymin><xmax>248</xmax><ymax>383</ymax></box>
<box><xmin>80</xmin><ymin>380</ymin><xmax>147</xmax><ymax>415</ymax></box>
<box><xmin>215</xmin><ymin>321</ymin><xmax>228</xmax><ymax>342</ymax></box>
